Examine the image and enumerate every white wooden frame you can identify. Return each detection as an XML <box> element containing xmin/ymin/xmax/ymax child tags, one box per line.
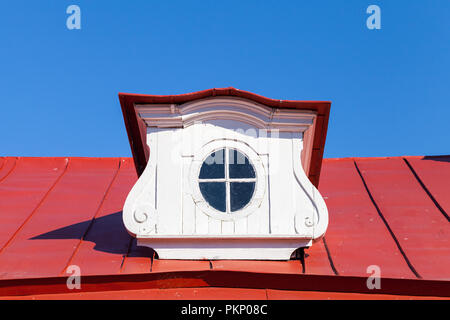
<box><xmin>123</xmin><ymin>96</ymin><xmax>329</xmax><ymax>260</ymax></box>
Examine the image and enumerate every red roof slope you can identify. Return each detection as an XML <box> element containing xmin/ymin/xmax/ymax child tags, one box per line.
<box><xmin>0</xmin><ymin>156</ymin><xmax>449</xmax><ymax>299</ymax></box>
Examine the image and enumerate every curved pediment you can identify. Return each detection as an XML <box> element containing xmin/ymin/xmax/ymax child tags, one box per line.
<box><xmin>136</xmin><ymin>97</ymin><xmax>316</xmax><ymax>132</ymax></box>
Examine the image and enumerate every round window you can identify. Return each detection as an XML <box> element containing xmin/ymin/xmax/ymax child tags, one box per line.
<box><xmin>198</xmin><ymin>148</ymin><xmax>256</xmax><ymax>213</ymax></box>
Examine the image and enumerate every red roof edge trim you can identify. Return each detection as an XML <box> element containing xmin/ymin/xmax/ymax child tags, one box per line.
<box><xmin>119</xmin><ymin>87</ymin><xmax>331</xmax><ymax>187</ymax></box>
<box><xmin>119</xmin><ymin>94</ymin><xmax>150</xmax><ymax>175</ymax></box>
<box><xmin>0</xmin><ymin>271</ymin><xmax>448</xmax><ymax>298</ymax></box>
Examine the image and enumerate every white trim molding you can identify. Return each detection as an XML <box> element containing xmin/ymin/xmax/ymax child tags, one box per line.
<box><xmin>123</xmin><ymin>96</ymin><xmax>328</xmax><ymax>260</ymax></box>
<box><xmin>136</xmin><ymin>97</ymin><xmax>316</xmax><ymax>132</ymax></box>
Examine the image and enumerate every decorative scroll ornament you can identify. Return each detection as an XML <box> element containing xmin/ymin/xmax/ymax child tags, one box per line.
<box><xmin>123</xmin><ymin>163</ymin><xmax>157</xmax><ymax>237</ymax></box>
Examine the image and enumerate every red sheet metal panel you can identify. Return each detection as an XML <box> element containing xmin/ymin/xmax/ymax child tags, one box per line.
<box><xmin>3</xmin><ymin>287</ymin><xmax>449</xmax><ymax>300</ymax></box>
<box><xmin>2</xmin><ymin>287</ymin><xmax>268</xmax><ymax>300</ymax></box>
<box><xmin>318</xmin><ymin>159</ymin><xmax>416</xmax><ymax>278</ymax></box>
<box><xmin>2</xmin><ymin>269</ymin><xmax>448</xmax><ymax>299</ymax></box>
<box><xmin>0</xmin><ymin>158</ymin><xmax>68</xmax><ymax>253</ymax></box>
<box><xmin>0</xmin><ymin>157</ymin><xmax>17</xmax><ymax>182</ymax></box>
<box><xmin>266</xmin><ymin>289</ymin><xmax>447</xmax><ymax>300</ymax></box>
<box><xmin>303</xmin><ymin>239</ymin><xmax>335</xmax><ymax>275</ymax></box>
<box><xmin>356</xmin><ymin>158</ymin><xmax>450</xmax><ymax>280</ymax></box>
<box><xmin>0</xmin><ymin>158</ymin><xmax>119</xmax><ymax>279</ymax></box>
<box><xmin>405</xmin><ymin>156</ymin><xmax>450</xmax><ymax>219</ymax></box>
<box><xmin>120</xmin><ymin>238</ymin><xmax>152</xmax><ymax>274</ymax></box>
<box><xmin>158</xmin><ymin>287</ymin><xmax>267</xmax><ymax>300</ymax></box>
<box><xmin>66</xmin><ymin>158</ymin><xmax>137</xmax><ymax>276</ymax></box>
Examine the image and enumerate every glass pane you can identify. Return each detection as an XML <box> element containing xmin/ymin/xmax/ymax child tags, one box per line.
<box><xmin>199</xmin><ymin>149</ymin><xmax>225</xmax><ymax>179</ymax></box>
<box><xmin>199</xmin><ymin>182</ymin><xmax>226</xmax><ymax>212</ymax></box>
<box><xmin>228</xmin><ymin>149</ymin><xmax>255</xmax><ymax>179</ymax></box>
<box><xmin>230</xmin><ymin>182</ymin><xmax>255</xmax><ymax>212</ymax></box>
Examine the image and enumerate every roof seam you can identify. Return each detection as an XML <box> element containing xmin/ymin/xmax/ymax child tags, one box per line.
<box><xmin>0</xmin><ymin>157</ymin><xmax>70</xmax><ymax>257</ymax></box>
<box><xmin>353</xmin><ymin>160</ymin><xmax>422</xmax><ymax>279</ymax></box>
<box><xmin>150</xmin><ymin>248</ymin><xmax>155</xmax><ymax>272</ymax></box>
<box><xmin>321</xmin><ymin>237</ymin><xmax>339</xmax><ymax>276</ymax></box>
<box><xmin>403</xmin><ymin>158</ymin><xmax>450</xmax><ymax>222</ymax></box>
<box><xmin>119</xmin><ymin>237</ymin><xmax>134</xmax><ymax>273</ymax></box>
<box><xmin>59</xmin><ymin>158</ymin><xmax>123</xmax><ymax>276</ymax></box>
<box><xmin>0</xmin><ymin>157</ymin><xmax>18</xmax><ymax>184</ymax></box>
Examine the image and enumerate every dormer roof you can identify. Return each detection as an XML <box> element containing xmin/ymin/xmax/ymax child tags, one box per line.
<box><xmin>119</xmin><ymin>87</ymin><xmax>331</xmax><ymax>187</ymax></box>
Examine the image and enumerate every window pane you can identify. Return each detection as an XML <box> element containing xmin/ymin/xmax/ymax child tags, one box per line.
<box><xmin>199</xmin><ymin>149</ymin><xmax>225</xmax><ymax>179</ymax></box>
<box><xmin>230</xmin><ymin>182</ymin><xmax>255</xmax><ymax>212</ymax></box>
<box><xmin>228</xmin><ymin>149</ymin><xmax>255</xmax><ymax>179</ymax></box>
<box><xmin>199</xmin><ymin>182</ymin><xmax>226</xmax><ymax>212</ymax></box>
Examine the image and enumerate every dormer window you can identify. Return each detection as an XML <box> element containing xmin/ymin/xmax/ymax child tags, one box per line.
<box><xmin>189</xmin><ymin>139</ymin><xmax>266</xmax><ymax>222</ymax></box>
<box><xmin>120</xmin><ymin>88</ymin><xmax>331</xmax><ymax>260</ymax></box>
<box><xmin>198</xmin><ymin>148</ymin><xmax>257</xmax><ymax>214</ymax></box>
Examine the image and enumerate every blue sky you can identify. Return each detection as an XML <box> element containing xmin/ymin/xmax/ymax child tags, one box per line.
<box><xmin>0</xmin><ymin>1</ymin><xmax>449</xmax><ymax>158</ymax></box>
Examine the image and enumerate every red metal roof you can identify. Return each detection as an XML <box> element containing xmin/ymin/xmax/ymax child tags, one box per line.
<box><xmin>119</xmin><ymin>87</ymin><xmax>331</xmax><ymax>187</ymax></box>
<box><xmin>0</xmin><ymin>156</ymin><xmax>449</xmax><ymax>299</ymax></box>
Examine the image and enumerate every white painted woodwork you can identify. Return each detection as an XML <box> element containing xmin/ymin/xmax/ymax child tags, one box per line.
<box><xmin>137</xmin><ymin>236</ymin><xmax>312</xmax><ymax>260</ymax></box>
<box><xmin>123</xmin><ymin>97</ymin><xmax>328</xmax><ymax>260</ymax></box>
